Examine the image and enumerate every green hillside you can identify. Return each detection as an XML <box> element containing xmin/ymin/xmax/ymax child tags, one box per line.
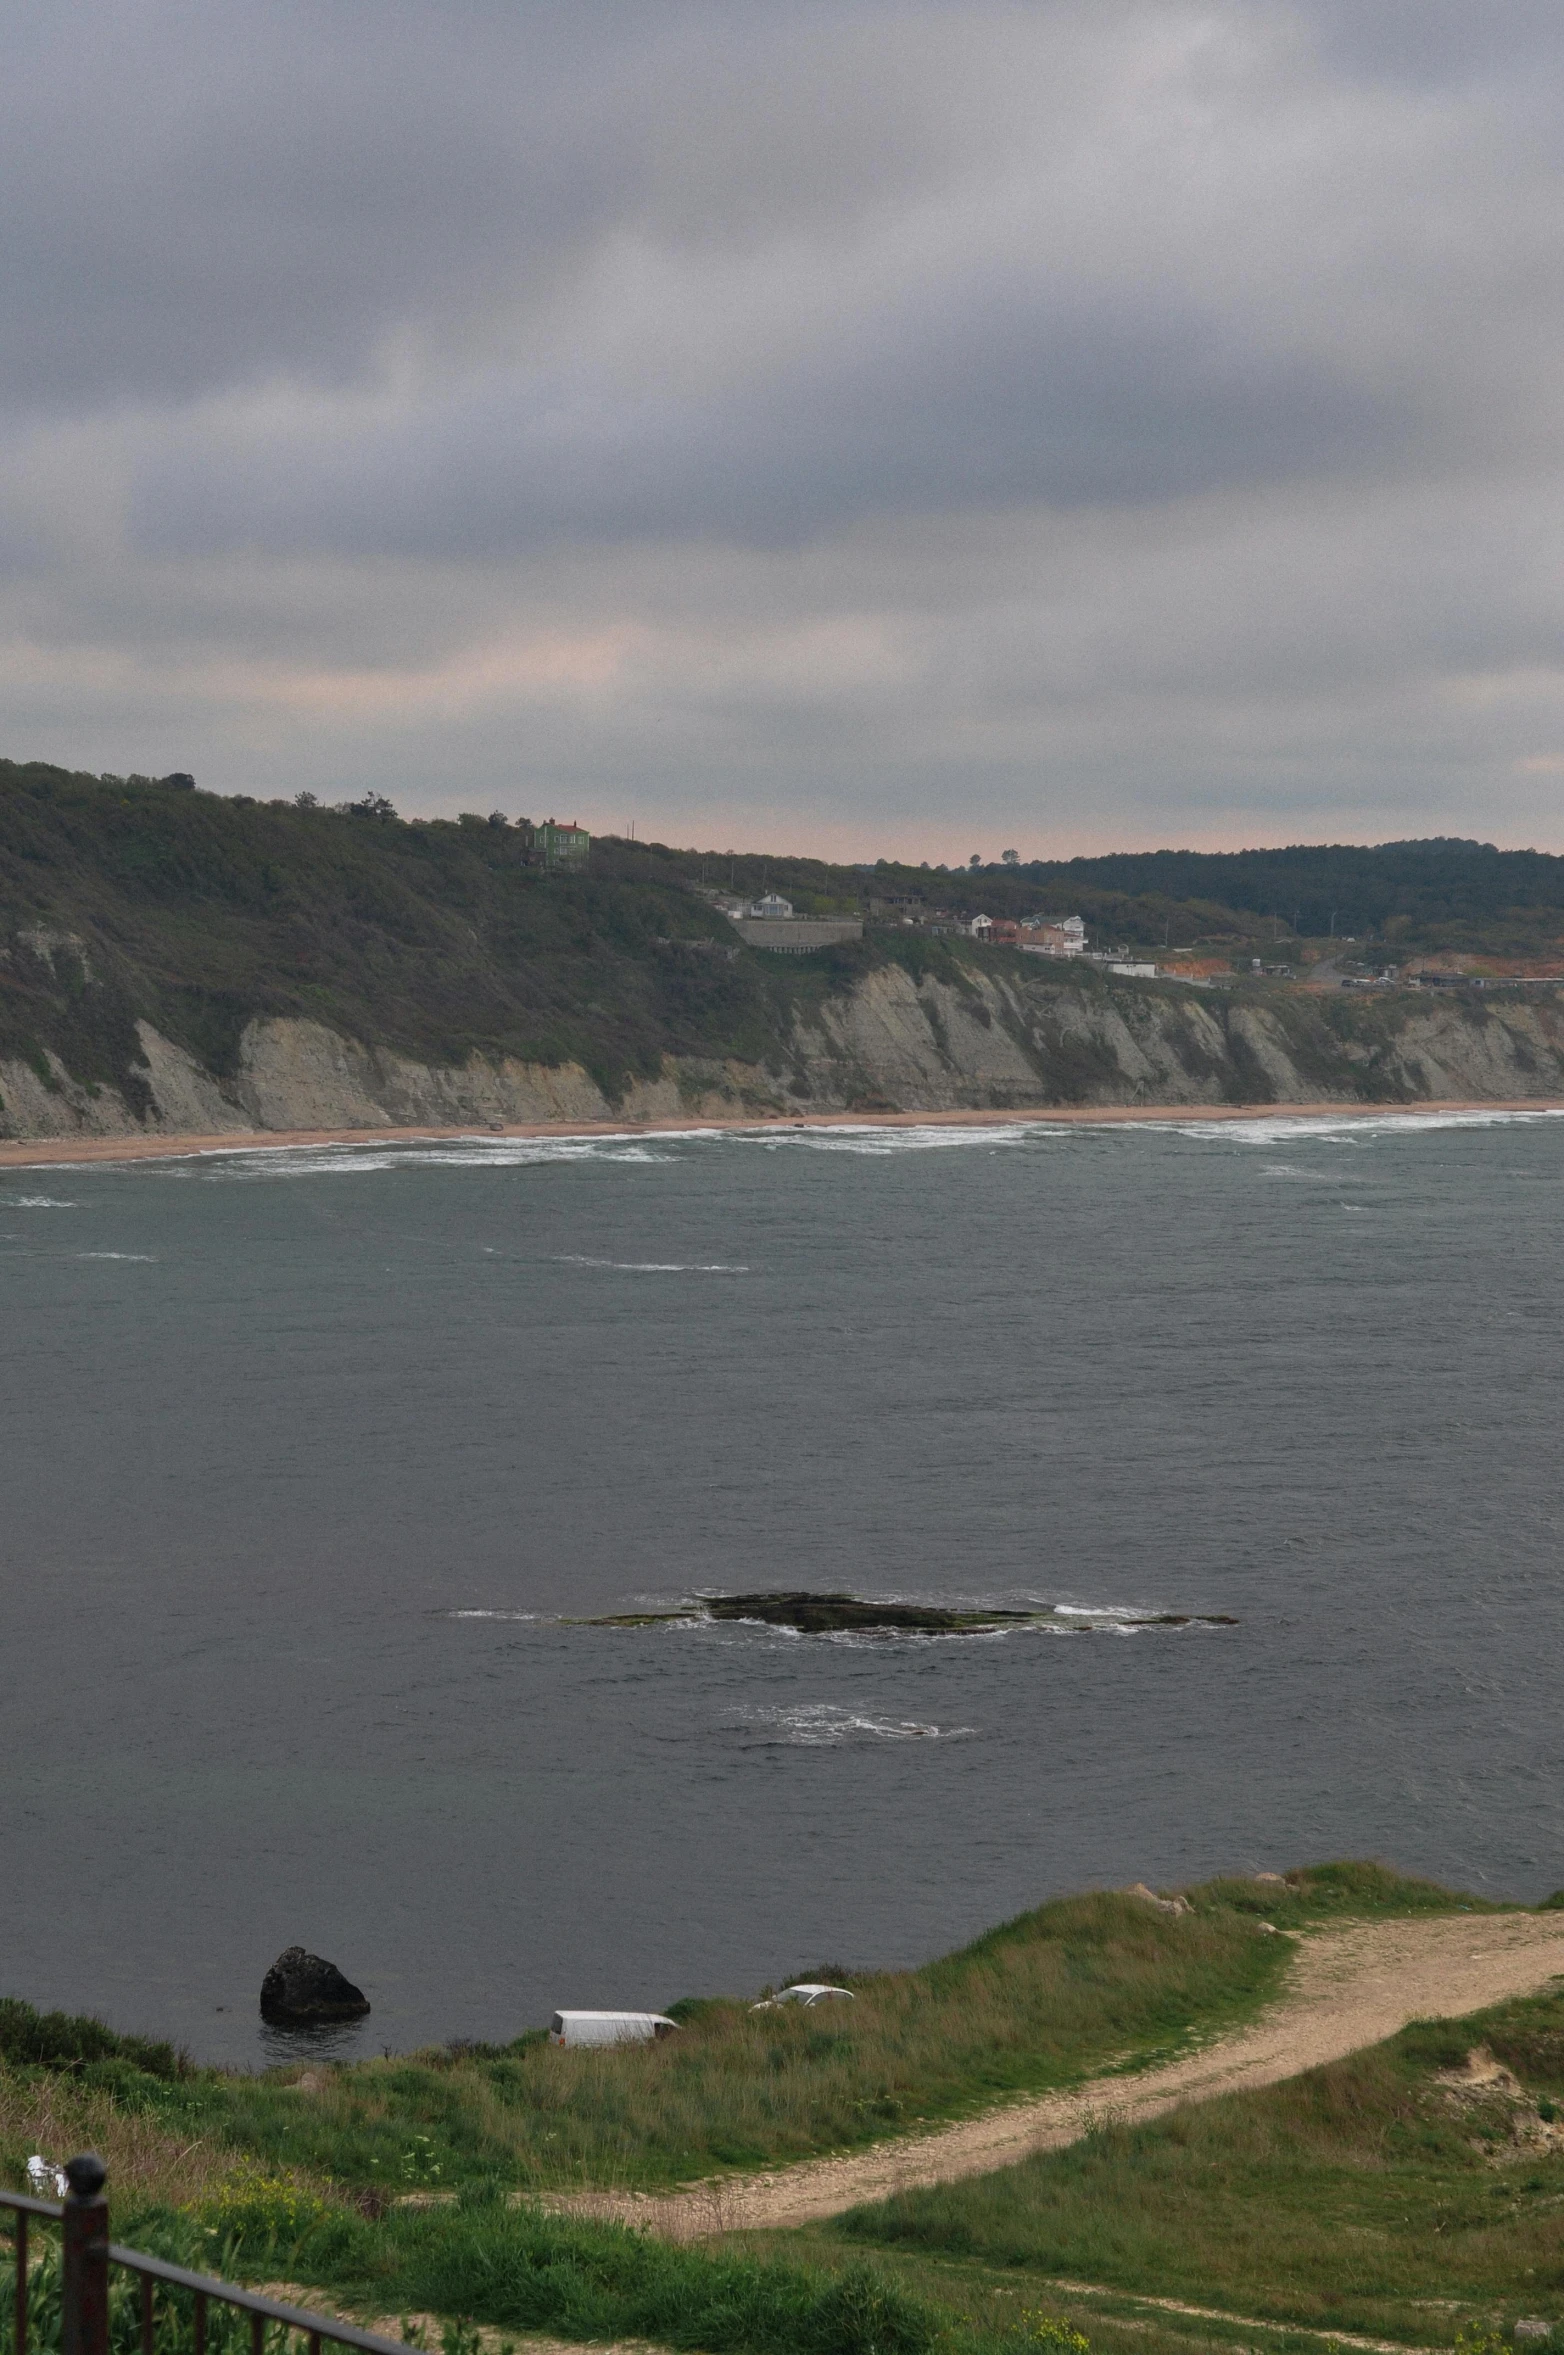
<box><xmin>4</xmin><ymin>758</ymin><xmax>1559</xmax><ymax>1125</ymax></box>
<box><xmin>640</xmin><ymin>835</ymin><xmax>1564</xmax><ymax>955</ymax></box>
<box><xmin>0</xmin><ymin>760</ymin><xmax>836</xmax><ymax>1107</ymax></box>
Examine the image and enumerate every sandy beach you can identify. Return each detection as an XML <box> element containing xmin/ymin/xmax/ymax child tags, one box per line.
<box><xmin>2</xmin><ymin>1095</ymin><xmax>1563</xmax><ymax>1170</ymax></box>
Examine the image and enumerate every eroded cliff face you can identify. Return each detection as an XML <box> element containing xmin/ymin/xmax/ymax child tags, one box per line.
<box><xmin>3</xmin><ymin>961</ymin><xmax>1564</xmax><ymax>1142</ymax></box>
<box><xmin>782</xmin><ymin>961</ymin><xmax>1564</xmax><ymax>1112</ymax></box>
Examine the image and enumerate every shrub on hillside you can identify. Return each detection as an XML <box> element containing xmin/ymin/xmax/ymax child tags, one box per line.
<box><xmin>0</xmin><ymin>1998</ymin><xmax>181</xmax><ymax>2080</ymax></box>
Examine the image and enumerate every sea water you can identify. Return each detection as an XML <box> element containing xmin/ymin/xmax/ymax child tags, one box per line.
<box><xmin>2</xmin><ymin>1110</ymin><xmax>1562</xmax><ymax>2066</ymax></box>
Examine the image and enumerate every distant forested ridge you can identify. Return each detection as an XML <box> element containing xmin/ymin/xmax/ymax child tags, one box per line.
<box><xmin>0</xmin><ymin>758</ymin><xmax>815</xmax><ymax>1108</ymax></box>
<box><xmin>640</xmin><ymin>834</ymin><xmax>1564</xmax><ymax>951</ymax></box>
<box><xmin>1025</xmin><ymin>839</ymin><xmax>1564</xmax><ymax>943</ymax></box>
<box><xmin>4</xmin><ymin>758</ymin><xmax>1564</xmax><ymax>1136</ymax></box>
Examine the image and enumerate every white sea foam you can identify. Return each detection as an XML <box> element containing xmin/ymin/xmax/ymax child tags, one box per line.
<box><xmin>441</xmin><ymin>1608</ymin><xmax>541</xmax><ymax>1621</ymax></box>
<box><xmin>552</xmin><ymin>1254</ymin><xmax>749</xmax><ymax>1273</ymax></box>
<box><xmin>741</xmin><ymin>1123</ymin><xmax>1042</xmax><ymax>1156</ymax></box>
<box><xmin>198</xmin><ymin>1134</ymin><xmax>693</xmax><ymax>1180</ymax></box>
<box><xmin>78</xmin><ymin>1250</ymin><xmax>156</xmax><ymax>1261</ymax></box>
<box><xmin>731</xmin><ymin>1703</ymin><xmax>975</xmax><ymax>1746</ymax></box>
<box><xmin>3</xmin><ymin>1196</ymin><xmax>78</xmax><ymax>1208</ymax></box>
<box><xmin>1171</xmin><ymin>1108</ymin><xmax>1564</xmax><ymax>1147</ymax></box>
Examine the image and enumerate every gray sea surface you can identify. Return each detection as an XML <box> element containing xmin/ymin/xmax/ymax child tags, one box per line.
<box><xmin>2</xmin><ymin>1110</ymin><xmax>1562</xmax><ymax>2067</ymax></box>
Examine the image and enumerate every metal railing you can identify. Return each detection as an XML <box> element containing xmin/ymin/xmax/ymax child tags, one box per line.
<box><xmin>3</xmin><ymin>2157</ymin><xmax>418</xmax><ymax>2355</ymax></box>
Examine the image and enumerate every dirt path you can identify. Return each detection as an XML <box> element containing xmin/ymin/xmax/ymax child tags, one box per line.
<box><xmin>554</xmin><ymin>1911</ymin><xmax>1564</xmax><ymax>2239</ymax></box>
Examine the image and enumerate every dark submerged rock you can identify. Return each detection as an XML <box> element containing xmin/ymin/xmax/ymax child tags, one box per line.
<box><xmin>705</xmin><ymin>1591</ymin><xmax>1034</xmax><ymax>1634</ymax></box>
<box><xmin>581</xmin><ymin>1591</ymin><xmax>1239</xmax><ymax>1636</ymax></box>
<box><xmin>260</xmin><ymin>1945</ymin><xmax>370</xmax><ymax>2022</ymax></box>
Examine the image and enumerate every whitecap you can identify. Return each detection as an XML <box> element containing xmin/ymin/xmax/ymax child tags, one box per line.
<box><xmin>191</xmin><ymin>1131</ymin><xmax>703</xmax><ymax>1181</ymax></box>
<box><xmin>77</xmin><ymin>1251</ymin><xmax>156</xmax><ymax>1262</ymax></box>
<box><xmin>440</xmin><ymin>1608</ymin><xmax>541</xmax><ymax>1621</ymax></box>
<box><xmin>729</xmin><ymin>1703</ymin><xmax>975</xmax><ymax>1746</ymax></box>
<box><xmin>552</xmin><ymin>1255</ymin><xmax>749</xmax><ymax>1273</ymax></box>
<box><xmin>2</xmin><ymin>1196</ymin><xmax>78</xmax><ymax>1208</ymax></box>
<box><xmin>736</xmin><ymin>1123</ymin><xmax>1039</xmax><ymax>1156</ymax></box>
<box><xmin>1168</xmin><ymin>1108</ymin><xmax>1564</xmax><ymax>1148</ymax></box>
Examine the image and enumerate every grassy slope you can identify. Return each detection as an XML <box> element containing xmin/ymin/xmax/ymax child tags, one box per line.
<box><xmin>837</xmin><ymin>1980</ymin><xmax>1564</xmax><ymax>2345</ymax></box>
<box><xmin>0</xmin><ymin>1867</ymin><xmax>1530</xmax><ymax>2355</ymax></box>
<box><xmin>21</xmin><ymin>1886</ymin><xmax>1290</xmax><ymax>2207</ymax></box>
<box><xmin>0</xmin><ymin>1868</ymin><xmax>1486</xmax><ymax>2207</ymax></box>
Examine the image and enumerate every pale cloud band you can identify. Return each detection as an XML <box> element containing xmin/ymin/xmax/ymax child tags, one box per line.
<box><xmin>6</xmin><ymin>0</ymin><xmax>1564</xmax><ymax>856</ymax></box>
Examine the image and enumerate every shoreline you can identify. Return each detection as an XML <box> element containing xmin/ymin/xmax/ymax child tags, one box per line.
<box><xmin>3</xmin><ymin>1094</ymin><xmax>1564</xmax><ymax>1170</ymax></box>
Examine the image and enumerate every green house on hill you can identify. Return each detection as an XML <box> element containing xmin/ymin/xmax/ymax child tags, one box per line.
<box><xmin>537</xmin><ymin>818</ymin><xmax>591</xmax><ymax>870</ymax></box>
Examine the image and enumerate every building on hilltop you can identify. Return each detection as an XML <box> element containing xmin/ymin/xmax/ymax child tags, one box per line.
<box><xmin>1019</xmin><ymin>915</ymin><xmax>1087</xmax><ymax>958</ymax></box>
<box><xmin>537</xmin><ymin>819</ymin><xmax>591</xmax><ymax>870</ymax></box>
<box><xmin>730</xmin><ymin>891</ymin><xmax>863</xmax><ymax>952</ymax></box>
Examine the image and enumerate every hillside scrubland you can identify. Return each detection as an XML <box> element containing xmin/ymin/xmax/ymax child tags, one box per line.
<box><xmin>7</xmin><ymin>763</ymin><xmax>1564</xmax><ymax>1134</ymax></box>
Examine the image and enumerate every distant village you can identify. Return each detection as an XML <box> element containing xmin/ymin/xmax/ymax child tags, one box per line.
<box><xmin>716</xmin><ymin>891</ymin><xmax>1162</xmax><ymax>974</ymax></box>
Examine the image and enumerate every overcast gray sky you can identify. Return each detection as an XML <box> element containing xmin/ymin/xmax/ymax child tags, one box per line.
<box><xmin>6</xmin><ymin>0</ymin><xmax>1564</xmax><ymax>859</ymax></box>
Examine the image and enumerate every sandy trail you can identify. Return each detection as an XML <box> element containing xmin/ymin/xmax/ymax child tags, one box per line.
<box><xmin>554</xmin><ymin>1911</ymin><xmax>1564</xmax><ymax>2239</ymax></box>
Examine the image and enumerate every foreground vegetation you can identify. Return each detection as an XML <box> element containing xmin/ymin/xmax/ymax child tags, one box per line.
<box><xmin>0</xmin><ymin>1865</ymin><xmax>1541</xmax><ymax>2355</ymax></box>
<box><xmin>835</xmin><ymin>1978</ymin><xmax>1564</xmax><ymax>2344</ymax></box>
<box><xmin>0</xmin><ymin>1875</ymin><xmax>1367</xmax><ymax>2203</ymax></box>
<box><xmin>0</xmin><ymin>2192</ymin><xmax>942</xmax><ymax>2355</ymax></box>
<box><xmin>0</xmin><ymin>1870</ymin><xmax>1489</xmax><ymax>2209</ymax></box>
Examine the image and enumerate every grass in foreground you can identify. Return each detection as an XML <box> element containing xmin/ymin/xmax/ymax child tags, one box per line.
<box><xmin>0</xmin><ymin>1865</ymin><xmax>1493</xmax><ymax>2204</ymax></box>
<box><xmin>836</xmin><ymin>1979</ymin><xmax>1564</xmax><ymax>2346</ymax></box>
<box><xmin>0</xmin><ymin>2188</ymin><xmax>1327</xmax><ymax>2355</ymax></box>
<box><xmin>0</xmin><ymin>2189</ymin><xmax>943</xmax><ymax>2355</ymax></box>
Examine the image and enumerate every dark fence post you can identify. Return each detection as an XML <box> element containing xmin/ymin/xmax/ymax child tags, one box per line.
<box><xmin>61</xmin><ymin>2155</ymin><xmax>109</xmax><ymax>2355</ymax></box>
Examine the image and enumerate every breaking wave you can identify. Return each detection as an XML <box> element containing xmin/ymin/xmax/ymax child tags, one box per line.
<box><xmin>1170</xmin><ymin>1109</ymin><xmax>1564</xmax><ymax>1147</ymax></box>
<box><xmin>61</xmin><ymin>1103</ymin><xmax>1564</xmax><ymax>1186</ymax></box>
<box><xmin>728</xmin><ymin>1703</ymin><xmax>975</xmax><ymax>1746</ymax></box>
<box><xmin>552</xmin><ymin>1255</ymin><xmax>749</xmax><ymax>1273</ymax></box>
<box><xmin>440</xmin><ymin>1609</ymin><xmax>543</xmax><ymax>1622</ymax></box>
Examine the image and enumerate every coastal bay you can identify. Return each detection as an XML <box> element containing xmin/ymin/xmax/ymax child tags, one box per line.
<box><xmin>3</xmin><ymin>1110</ymin><xmax>1561</xmax><ymax>2068</ymax></box>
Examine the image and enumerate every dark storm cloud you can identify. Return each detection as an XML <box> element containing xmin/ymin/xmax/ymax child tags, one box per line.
<box><xmin>0</xmin><ymin>1</ymin><xmax>977</xmax><ymax>410</ymax></box>
<box><xmin>9</xmin><ymin>1</ymin><xmax>1564</xmax><ymax>851</ymax></box>
<box><xmin>130</xmin><ymin>278</ymin><xmax>1408</xmax><ymax>558</ymax></box>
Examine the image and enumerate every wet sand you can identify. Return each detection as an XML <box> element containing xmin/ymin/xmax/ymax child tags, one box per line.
<box><xmin>2</xmin><ymin>1096</ymin><xmax>1563</xmax><ymax>1170</ymax></box>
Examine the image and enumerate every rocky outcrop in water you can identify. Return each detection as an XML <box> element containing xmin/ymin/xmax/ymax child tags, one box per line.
<box><xmin>707</xmin><ymin>1592</ymin><xmax>1034</xmax><ymax>1634</ymax></box>
<box><xmin>584</xmin><ymin>1592</ymin><xmax>1240</xmax><ymax>1636</ymax></box>
<box><xmin>260</xmin><ymin>1945</ymin><xmax>370</xmax><ymax>2022</ymax></box>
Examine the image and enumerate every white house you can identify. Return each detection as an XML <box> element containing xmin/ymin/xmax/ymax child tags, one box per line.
<box><xmin>1020</xmin><ymin>914</ymin><xmax>1087</xmax><ymax>958</ymax></box>
<box><xmin>749</xmin><ymin>893</ymin><xmax>794</xmax><ymax>919</ymax></box>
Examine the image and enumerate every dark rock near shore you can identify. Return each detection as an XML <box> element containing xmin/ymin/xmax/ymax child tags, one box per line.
<box><xmin>260</xmin><ymin>1945</ymin><xmax>370</xmax><ymax>2022</ymax></box>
